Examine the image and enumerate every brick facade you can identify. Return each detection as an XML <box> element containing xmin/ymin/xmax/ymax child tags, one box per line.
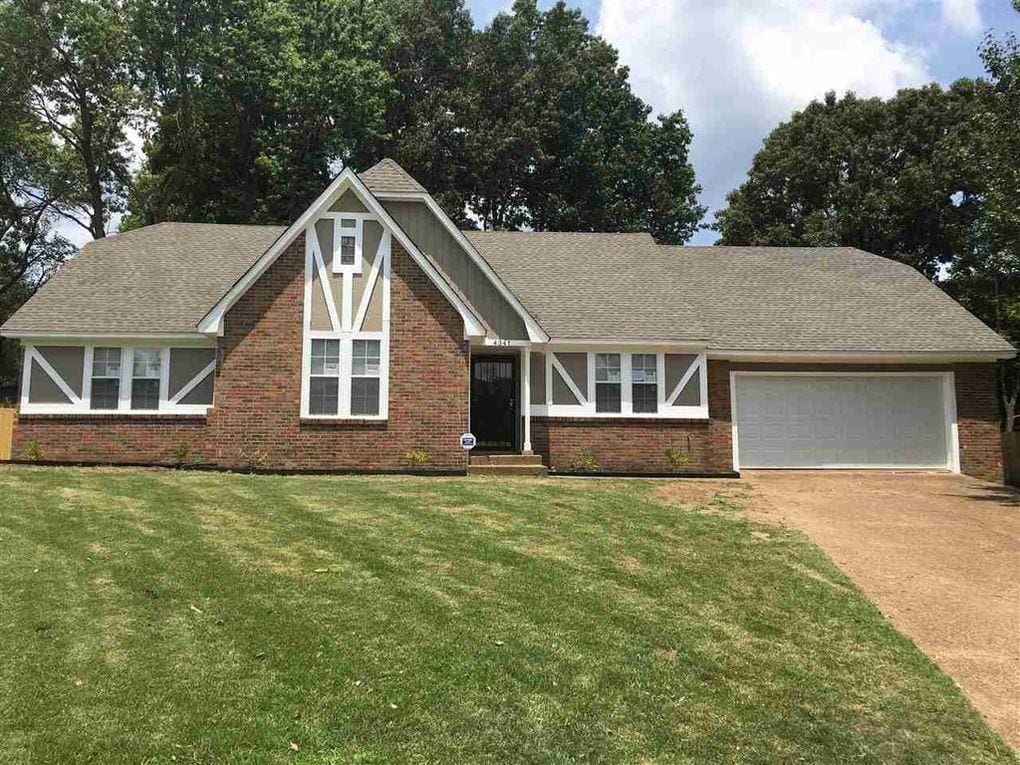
<box><xmin>533</xmin><ymin>360</ymin><xmax>1005</xmax><ymax>482</ymax></box>
<box><xmin>8</xmin><ymin>243</ymin><xmax>1006</xmax><ymax>481</ymax></box>
<box><xmin>13</xmin><ymin>234</ymin><xmax>471</xmax><ymax>472</ymax></box>
<box><xmin>532</xmin><ymin>360</ymin><xmax>734</xmax><ymax>474</ymax></box>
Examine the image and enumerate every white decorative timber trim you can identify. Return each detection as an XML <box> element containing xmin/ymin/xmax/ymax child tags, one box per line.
<box><xmin>533</xmin><ymin>346</ymin><xmax>709</xmax><ymax>420</ymax></box>
<box><xmin>353</xmin><ymin>231</ymin><xmax>389</xmax><ymax>332</ymax></box>
<box><xmin>309</xmin><ymin>234</ymin><xmax>341</xmax><ymax>332</ymax></box>
<box><xmin>197</xmin><ymin>167</ymin><xmax>486</xmax><ymax>340</ymax></box>
<box><xmin>19</xmin><ymin>342</ymin><xmax>214</xmax><ymax>416</ymax></box>
<box><xmin>26</xmin><ymin>347</ymin><xmax>81</xmax><ymax>404</ymax></box>
<box><xmin>550</xmin><ymin>353</ymin><xmax>587</xmax><ymax>405</ymax></box>
<box><xmin>665</xmin><ymin>353</ymin><xmax>706</xmax><ymax>406</ymax></box>
<box><xmin>169</xmin><ymin>359</ymin><xmax>217</xmax><ymax>405</ymax></box>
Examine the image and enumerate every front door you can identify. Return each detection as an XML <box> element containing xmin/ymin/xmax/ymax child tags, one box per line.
<box><xmin>470</xmin><ymin>356</ymin><xmax>518</xmax><ymax>451</ymax></box>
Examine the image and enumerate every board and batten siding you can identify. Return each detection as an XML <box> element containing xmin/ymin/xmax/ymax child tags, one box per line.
<box><xmin>382</xmin><ymin>200</ymin><xmax>529</xmax><ymax>340</ymax></box>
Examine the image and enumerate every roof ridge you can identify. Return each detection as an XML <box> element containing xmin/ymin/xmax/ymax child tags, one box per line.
<box><xmin>358</xmin><ymin>157</ymin><xmax>426</xmax><ymax>194</ymax></box>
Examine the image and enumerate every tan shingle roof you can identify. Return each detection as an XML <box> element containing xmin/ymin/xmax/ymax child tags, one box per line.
<box><xmin>359</xmin><ymin>158</ymin><xmax>426</xmax><ymax>194</ymax></box>
<box><xmin>465</xmin><ymin>232</ymin><xmax>1013</xmax><ymax>353</ymax></box>
<box><xmin>3</xmin><ymin>214</ymin><xmax>1012</xmax><ymax>355</ymax></box>
<box><xmin>464</xmin><ymin>231</ymin><xmax>708</xmax><ymax>342</ymax></box>
<box><xmin>2</xmin><ymin>223</ymin><xmax>285</xmax><ymax>334</ymax></box>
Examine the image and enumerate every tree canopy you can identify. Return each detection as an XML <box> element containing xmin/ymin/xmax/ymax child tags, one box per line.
<box><xmin>714</xmin><ymin>6</ymin><xmax>1020</xmax><ymax>426</ymax></box>
<box><xmin>128</xmin><ymin>0</ymin><xmax>705</xmax><ymax>241</ymax></box>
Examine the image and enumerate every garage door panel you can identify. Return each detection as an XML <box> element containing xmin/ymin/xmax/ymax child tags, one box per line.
<box><xmin>736</xmin><ymin>375</ymin><xmax>950</xmax><ymax>469</ymax></box>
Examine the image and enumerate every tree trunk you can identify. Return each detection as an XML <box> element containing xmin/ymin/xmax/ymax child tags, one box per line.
<box><xmin>78</xmin><ymin>96</ymin><xmax>107</xmax><ymax>239</ymax></box>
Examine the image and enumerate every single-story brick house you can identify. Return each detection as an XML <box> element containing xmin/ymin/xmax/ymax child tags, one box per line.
<box><xmin>1</xmin><ymin>159</ymin><xmax>1014</xmax><ymax>480</ymax></box>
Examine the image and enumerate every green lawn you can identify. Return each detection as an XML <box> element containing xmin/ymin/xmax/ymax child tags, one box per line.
<box><xmin>0</xmin><ymin>466</ymin><xmax>1013</xmax><ymax>764</ymax></box>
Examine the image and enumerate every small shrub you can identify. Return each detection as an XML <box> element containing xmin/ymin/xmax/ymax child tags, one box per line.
<box><xmin>406</xmin><ymin>449</ymin><xmax>431</xmax><ymax>467</ymax></box>
<box><xmin>666</xmin><ymin>446</ymin><xmax>693</xmax><ymax>471</ymax></box>
<box><xmin>21</xmin><ymin>440</ymin><xmax>42</xmax><ymax>461</ymax></box>
<box><xmin>238</xmin><ymin>434</ymin><xmax>269</xmax><ymax>472</ymax></box>
<box><xmin>571</xmin><ymin>446</ymin><xmax>599</xmax><ymax>472</ymax></box>
<box><xmin>175</xmin><ymin>441</ymin><xmax>192</xmax><ymax>466</ymax></box>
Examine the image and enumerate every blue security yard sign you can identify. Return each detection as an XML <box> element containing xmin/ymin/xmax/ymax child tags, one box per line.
<box><xmin>460</xmin><ymin>433</ymin><xmax>477</xmax><ymax>451</ymax></box>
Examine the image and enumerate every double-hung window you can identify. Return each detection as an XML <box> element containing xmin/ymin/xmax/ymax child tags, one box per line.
<box><xmin>595</xmin><ymin>353</ymin><xmax>622</xmax><ymax>413</ymax></box>
<box><xmin>631</xmin><ymin>353</ymin><xmax>658</xmax><ymax>414</ymax></box>
<box><xmin>131</xmin><ymin>348</ymin><xmax>162</xmax><ymax>410</ymax></box>
<box><xmin>309</xmin><ymin>339</ymin><xmax>341</xmax><ymax>415</ymax></box>
<box><xmin>351</xmin><ymin>339</ymin><xmax>381</xmax><ymax>415</ymax></box>
<box><xmin>90</xmin><ymin>347</ymin><xmax>121</xmax><ymax>410</ymax></box>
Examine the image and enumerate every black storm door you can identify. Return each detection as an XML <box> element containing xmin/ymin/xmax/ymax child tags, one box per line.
<box><xmin>470</xmin><ymin>356</ymin><xmax>518</xmax><ymax>451</ymax></box>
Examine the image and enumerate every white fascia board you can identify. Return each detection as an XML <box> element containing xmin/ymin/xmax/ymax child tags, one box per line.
<box><xmin>373</xmin><ymin>190</ymin><xmax>549</xmax><ymax>343</ymax></box>
<box><xmin>197</xmin><ymin>168</ymin><xmax>487</xmax><ymax>340</ymax></box>
<box><xmin>2</xmin><ymin>331</ymin><xmax>216</xmax><ymax>346</ymax></box>
<box><xmin>710</xmin><ymin>349</ymin><xmax>1016</xmax><ymax>363</ymax></box>
<box><xmin>546</xmin><ymin>339</ymin><xmax>709</xmax><ymax>352</ymax></box>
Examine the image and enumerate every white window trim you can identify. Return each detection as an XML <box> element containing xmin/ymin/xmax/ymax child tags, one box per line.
<box><xmin>325</xmin><ymin>211</ymin><xmax>374</xmax><ymax>276</ymax></box>
<box><xmin>300</xmin><ymin>220</ymin><xmax>391</xmax><ymax>421</ymax></box>
<box><xmin>729</xmin><ymin>370</ymin><xmax>961</xmax><ymax>473</ymax></box>
<box><xmin>19</xmin><ymin>343</ymin><xmax>215</xmax><ymax>416</ymax></box>
<box><xmin>532</xmin><ymin>349</ymin><xmax>709</xmax><ymax>420</ymax></box>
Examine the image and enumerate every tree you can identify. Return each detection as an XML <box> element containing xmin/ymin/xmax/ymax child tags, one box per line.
<box><xmin>713</xmin><ymin>84</ymin><xmax>985</xmax><ymax>278</ymax></box>
<box><xmin>464</xmin><ymin>0</ymin><xmax>704</xmax><ymax>242</ymax></box>
<box><xmin>0</xmin><ymin>0</ymin><xmax>139</xmax><ymax>239</ymax></box>
<box><xmin>126</xmin><ymin>0</ymin><xmax>394</xmax><ymax>227</ymax></box>
<box><xmin>946</xmin><ymin>16</ymin><xmax>1020</xmax><ymax>430</ymax></box>
<box><xmin>353</xmin><ymin>0</ymin><xmax>475</xmax><ymax>224</ymax></box>
<box><xmin>0</xmin><ymin>15</ymin><xmax>75</xmax><ymax>392</ymax></box>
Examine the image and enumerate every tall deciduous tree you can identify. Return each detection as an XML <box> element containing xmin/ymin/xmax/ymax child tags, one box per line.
<box><xmin>713</xmin><ymin>84</ymin><xmax>985</xmax><ymax>278</ymax></box>
<box><xmin>465</xmin><ymin>0</ymin><xmax>704</xmax><ymax>242</ymax></box>
<box><xmin>947</xmin><ymin>16</ymin><xmax>1020</xmax><ymax>430</ymax></box>
<box><xmin>126</xmin><ymin>0</ymin><xmax>394</xmax><ymax>226</ymax></box>
<box><xmin>1</xmin><ymin>0</ymin><xmax>139</xmax><ymax>239</ymax></box>
<box><xmin>353</xmin><ymin>0</ymin><xmax>475</xmax><ymax>223</ymax></box>
<box><xmin>0</xmin><ymin>9</ymin><xmax>75</xmax><ymax>391</ymax></box>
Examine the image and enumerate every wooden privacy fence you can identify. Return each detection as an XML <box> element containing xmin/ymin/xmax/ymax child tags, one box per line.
<box><xmin>0</xmin><ymin>408</ymin><xmax>14</xmax><ymax>461</ymax></box>
<box><xmin>1004</xmin><ymin>432</ymin><xmax>1020</xmax><ymax>488</ymax></box>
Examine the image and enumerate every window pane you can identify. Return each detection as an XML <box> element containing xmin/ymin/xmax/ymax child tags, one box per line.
<box><xmin>339</xmin><ymin>218</ymin><xmax>356</xmax><ymax>229</ymax></box>
<box><xmin>633</xmin><ymin>382</ymin><xmax>658</xmax><ymax>414</ymax></box>
<box><xmin>93</xmin><ymin>347</ymin><xmax>121</xmax><ymax>378</ymax></box>
<box><xmin>632</xmin><ymin>353</ymin><xmax>657</xmax><ymax>383</ymax></box>
<box><xmin>90</xmin><ymin>378</ymin><xmax>119</xmax><ymax>410</ymax></box>
<box><xmin>310</xmin><ymin>339</ymin><xmax>340</xmax><ymax>375</ymax></box>
<box><xmin>352</xmin><ymin>339</ymin><xmax>381</xmax><ymax>376</ymax></box>
<box><xmin>133</xmin><ymin>348</ymin><xmax>161</xmax><ymax>378</ymax></box>
<box><xmin>340</xmin><ymin>235</ymin><xmax>356</xmax><ymax>265</ymax></box>
<box><xmin>596</xmin><ymin>382</ymin><xmax>621</xmax><ymax>413</ymax></box>
<box><xmin>350</xmin><ymin>377</ymin><xmax>380</xmax><ymax>416</ymax></box>
<box><xmin>595</xmin><ymin>353</ymin><xmax>620</xmax><ymax>383</ymax></box>
<box><xmin>309</xmin><ymin>377</ymin><xmax>339</xmax><ymax>415</ymax></box>
<box><xmin>131</xmin><ymin>378</ymin><xmax>160</xmax><ymax>410</ymax></box>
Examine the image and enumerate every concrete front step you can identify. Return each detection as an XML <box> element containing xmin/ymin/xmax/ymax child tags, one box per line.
<box><xmin>470</xmin><ymin>453</ymin><xmax>545</xmax><ymax>466</ymax></box>
<box><xmin>468</xmin><ymin>463</ymin><xmax>548</xmax><ymax>476</ymax></box>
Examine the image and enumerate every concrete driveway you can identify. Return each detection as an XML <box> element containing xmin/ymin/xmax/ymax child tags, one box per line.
<box><xmin>744</xmin><ymin>471</ymin><xmax>1020</xmax><ymax>748</ymax></box>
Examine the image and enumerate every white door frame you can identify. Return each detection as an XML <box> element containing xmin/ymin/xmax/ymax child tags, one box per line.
<box><xmin>729</xmin><ymin>370</ymin><xmax>960</xmax><ymax>473</ymax></box>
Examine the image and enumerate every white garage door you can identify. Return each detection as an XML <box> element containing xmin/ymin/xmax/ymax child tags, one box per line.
<box><xmin>734</xmin><ymin>374</ymin><xmax>953</xmax><ymax>469</ymax></box>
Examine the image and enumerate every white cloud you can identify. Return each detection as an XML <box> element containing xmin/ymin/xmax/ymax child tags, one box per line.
<box><xmin>596</xmin><ymin>0</ymin><xmax>934</xmax><ymax>242</ymax></box>
<box><xmin>940</xmin><ymin>0</ymin><xmax>982</xmax><ymax>36</ymax></box>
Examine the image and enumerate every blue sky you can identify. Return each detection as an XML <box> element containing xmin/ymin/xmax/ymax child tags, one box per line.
<box><xmin>467</xmin><ymin>0</ymin><xmax>1019</xmax><ymax>243</ymax></box>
